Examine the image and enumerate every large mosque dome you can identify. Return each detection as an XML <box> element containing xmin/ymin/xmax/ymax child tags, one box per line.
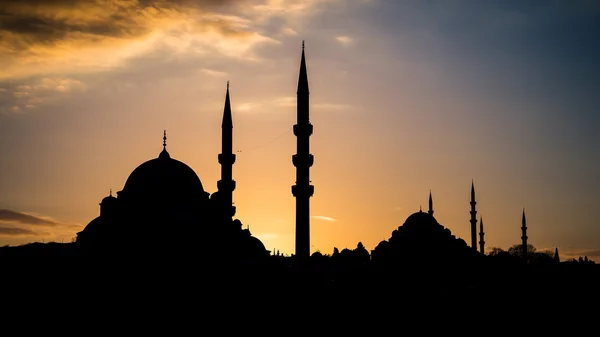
<box><xmin>118</xmin><ymin>146</ymin><xmax>207</xmax><ymax>207</ymax></box>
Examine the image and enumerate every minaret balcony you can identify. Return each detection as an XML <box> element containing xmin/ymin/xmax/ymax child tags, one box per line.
<box><xmin>292</xmin><ymin>154</ymin><xmax>314</xmax><ymax>167</ymax></box>
<box><xmin>217</xmin><ymin>180</ymin><xmax>236</xmax><ymax>192</ymax></box>
<box><xmin>218</xmin><ymin>153</ymin><xmax>236</xmax><ymax>165</ymax></box>
<box><xmin>292</xmin><ymin>184</ymin><xmax>314</xmax><ymax>197</ymax></box>
<box><xmin>293</xmin><ymin>124</ymin><xmax>313</xmax><ymax>137</ymax></box>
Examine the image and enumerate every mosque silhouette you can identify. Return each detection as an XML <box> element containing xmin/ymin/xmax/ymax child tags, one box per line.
<box><xmin>1</xmin><ymin>43</ymin><xmax>597</xmax><ymax>295</ymax></box>
<box><xmin>75</xmin><ymin>92</ymin><xmax>268</xmax><ymax>261</ymax></box>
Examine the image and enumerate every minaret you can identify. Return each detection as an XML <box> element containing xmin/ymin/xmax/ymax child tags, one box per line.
<box><xmin>521</xmin><ymin>208</ymin><xmax>528</xmax><ymax>262</ymax></box>
<box><xmin>553</xmin><ymin>247</ymin><xmax>560</xmax><ymax>264</ymax></box>
<box><xmin>428</xmin><ymin>190</ymin><xmax>434</xmax><ymax>216</ymax></box>
<box><xmin>292</xmin><ymin>41</ymin><xmax>314</xmax><ymax>259</ymax></box>
<box><xmin>479</xmin><ymin>216</ymin><xmax>485</xmax><ymax>254</ymax></box>
<box><xmin>470</xmin><ymin>180</ymin><xmax>477</xmax><ymax>250</ymax></box>
<box><xmin>217</xmin><ymin>81</ymin><xmax>236</xmax><ymax>219</ymax></box>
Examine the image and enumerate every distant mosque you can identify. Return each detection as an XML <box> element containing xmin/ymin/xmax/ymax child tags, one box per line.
<box><xmin>370</xmin><ymin>178</ymin><xmax>538</xmax><ymax>268</ymax></box>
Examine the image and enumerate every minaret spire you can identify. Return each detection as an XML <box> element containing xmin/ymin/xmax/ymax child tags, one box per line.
<box><xmin>470</xmin><ymin>180</ymin><xmax>477</xmax><ymax>250</ymax></box>
<box><xmin>217</xmin><ymin>81</ymin><xmax>236</xmax><ymax>220</ymax></box>
<box><xmin>428</xmin><ymin>190</ymin><xmax>434</xmax><ymax>216</ymax></box>
<box><xmin>521</xmin><ymin>208</ymin><xmax>528</xmax><ymax>262</ymax></box>
<box><xmin>222</xmin><ymin>80</ymin><xmax>232</xmax><ymax>128</ymax></box>
<box><xmin>479</xmin><ymin>216</ymin><xmax>485</xmax><ymax>254</ymax></box>
<box><xmin>292</xmin><ymin>40</ymin><xmax>314</xmax><ymax>259</ymax></box>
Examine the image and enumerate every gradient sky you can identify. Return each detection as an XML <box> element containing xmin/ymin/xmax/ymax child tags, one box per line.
<box><xmin>0</xmin><ymin>0</ymin><xmax>598</xmax><ymax>260</ymax></box>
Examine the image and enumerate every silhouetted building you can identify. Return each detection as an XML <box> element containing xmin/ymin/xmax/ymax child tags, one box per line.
<box><xmin>76</xmin><ymin>85</ymin><xmax>268</xmax><ymax>262</ymax></box>
<box><xmin>470</xmin><ymin>181</ymin><xmax>477</xmax><ymax>250</ymax></box>
<box><xmin>521</xmin><ymin>209</ymin><xmax>528</xmax><ymax>262</ymax></box>
<box><xmin>292</xmin><ymin>41</ymin><xmax>314</xmax><ymax>259</ymax></box>
<box><xmin>554</xmin><ymin>247</ymin><xmax>560</xmax><ymax>264</ymax></box>
<box><xmin>371</xmin><ymin>209</ymin><xmax>481</xmax><ymax>273</ymax></box>
<box><xmin>479</xmin><ymin>216</ymin><xmax>485</xmax><ymax>254</ymax></box>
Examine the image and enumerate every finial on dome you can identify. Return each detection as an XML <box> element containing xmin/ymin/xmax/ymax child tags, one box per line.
<box><xmin>109</xmin><ymin>189</ymin><xmax>112</xmax><ymax>197</ymax></box>
<box><xmin>159</xmin><ymin>130</ymin><xmax>171</xmax><ymax>159</ymax></box>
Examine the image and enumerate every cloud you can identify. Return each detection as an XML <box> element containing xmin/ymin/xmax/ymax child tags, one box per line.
<box><xmin>199</xmin><ymin>68</ymin><xmax>228</xmax><ymax>77</ymax></box>
<box><xmin>0</xmin><ymin>210</ymin><xmax>83</xmax><ymax>242</ymax></box>
<box><xmin>0</xmin><ymin>225</ymin><xmax>46</xmax><ymax>237</ymax></box>
<box><xmin>0</xmin><ymin>77</ymin><xmax>87</xmax><ymax>113</ymax></box>
<box><xmin>274</xmin><ymin>96</ymin><xmax>295</xmax><ymax>107</ymax></box>
<box><xmin>0</xmin><ymin>209</ymin><xmax>60</xmax><ymax>226</ymax></box>
<box><xmin>335</xmin><ymin>35</ymin><xmax>352</xmax><ymax>45</ymax></box>
<box><xmin>282</xmin><ymin>27</ymin><xmax>298</xmax><ymax>36</ymax></box>
<box><xmin>236</xmin><ymin>102</ymin><xmax>262</xmax><ymax>112</ymax></box>
<box><xmin>0</xmin><ymin>0</ymin><xmax>274</xmax><ymax>80</ymax></box>
<box><xmin>312</xmin><ymin>215</ymin><xmax>337</xmax><ymax>222</ymax></box>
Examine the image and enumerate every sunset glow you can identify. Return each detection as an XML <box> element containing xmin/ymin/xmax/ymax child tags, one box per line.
<box><xmin>1</xmin><ymin>0</ymin><xmax>599</xmax><ymax>261</ymax></box>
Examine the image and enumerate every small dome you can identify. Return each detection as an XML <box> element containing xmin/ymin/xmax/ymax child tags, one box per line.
<box><xmin>101</xmin><ymin>194</ymin><xmax>117</xmax><ymax>204</ymax></box>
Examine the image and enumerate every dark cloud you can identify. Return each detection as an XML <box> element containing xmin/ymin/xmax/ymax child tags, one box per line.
<box><xmin>0</xmin><ymin>0</ymin><xmax>265</xmax><ymax>81</ymax></box>
<box><xmin>0</xmin><ymin>0</ymin><xmax>241</xmax><ymax>47</ymax></box>
<box><xmin>0</xmin><ymin>225</ymin><xmax>43</xmax><ymax>236</ymax></box>
<box><xmin>0</xmin><ymin>209</ymin><xmax>58</xmax><ymax>226</ymax></box>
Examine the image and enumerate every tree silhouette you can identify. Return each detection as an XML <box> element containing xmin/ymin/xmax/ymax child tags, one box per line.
<box><xmin>488</xmin><ymin>247</ymin><xmax>507</xmax><ymax>256</ymax></box>
<box><xmin>508</xmin><ymin>244</ymin><xmax>536</xmax><ymax>257</ymax></box>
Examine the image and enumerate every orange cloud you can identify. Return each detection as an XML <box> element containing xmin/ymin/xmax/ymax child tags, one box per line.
<box><xmin>312</xmin><ymin>215</ymin><xmax>338</xmax><ymax>222</ymax></box>
<box><xmin>0</xmin><ymin>209</ymin><xmax>82</xmax><ymax>241</ymax></box>
<box><xmin>0</xmin><ymin>0</ymin><xmax>273</xmax><ymax>80</ymax></box>
<box><xmin>0</xmin><ymin>77</ymin><xmax>86</xmax><ymax>113</ymax></box>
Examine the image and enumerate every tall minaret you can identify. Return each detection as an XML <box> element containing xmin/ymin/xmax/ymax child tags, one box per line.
<box><xmin>217</xmin><ymin>81</ymin><xmax>236</xmax><ymax>219</ymax></box>
<box><xmin>292</xmin><ymin>41</ymin><xmax>314</xmax><ymax>259</ymax></box>
<box><xmin>521</xmin><ymin>208</ymin><xmax>528</xmax><ymax>262</ymax></box>
<box><xmin>479</xmin><ymin>216</ymin><xmax>485</xmax><ymax>254</ymax></box>
<box><xmin>470</xmin><ymin>180</ymin><xmax>477</xmax><ymax>250</ymax></box>
<box><xmin>428</xmin><ymin>190</ymin><xmax>434</xmax><ymax>216</ymax></box>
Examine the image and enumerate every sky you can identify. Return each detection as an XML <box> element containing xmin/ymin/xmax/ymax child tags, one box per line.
<box><xmin>0</xmin><ymin>0</ymin><xmax>599</xmax><ymax>261</ymax></box>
